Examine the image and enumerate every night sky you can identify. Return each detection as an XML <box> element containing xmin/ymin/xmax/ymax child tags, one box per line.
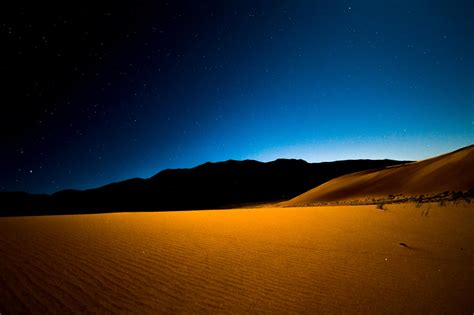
<box><xmin>1</xmin><ymin>1</ymin><xmax>473</xmax><ymax>193</ymax></box>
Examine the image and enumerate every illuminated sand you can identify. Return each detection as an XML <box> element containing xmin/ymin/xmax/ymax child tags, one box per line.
<box><xmin>283</xmin><ymin>145</ymin><xmax>474</xmax><ymax>205</ymax></box>
<box><xmin>0</xmin><ymin>204</ymin><xmax>472</xmax><ymax>313</ymax></box>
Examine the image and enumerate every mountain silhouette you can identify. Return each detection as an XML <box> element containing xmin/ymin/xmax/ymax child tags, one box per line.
<box><xmin>0</xmin><ymin>158</ymin><xmax>409</xmax><ymax>216</ymax></box>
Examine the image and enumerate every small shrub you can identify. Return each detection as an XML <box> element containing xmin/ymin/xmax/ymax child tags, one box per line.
<box><xmin>376</xmin><ymin>202</ymin><xmax>386</xmax><ymax>210</ymax></box>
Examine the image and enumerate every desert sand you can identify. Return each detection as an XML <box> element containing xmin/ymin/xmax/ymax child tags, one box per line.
<box><xmin>283</xmin><ymin>145</ymin><xmax>474</xmax><ymax>206</ymax></box>
<box><xmin>0</xmin><ymin>203</ymin><xmax>472</xmax><ymax>313</ymax></box>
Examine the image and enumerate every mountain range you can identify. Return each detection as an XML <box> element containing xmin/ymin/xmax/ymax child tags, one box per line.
<box><xmin>1</xmin><ymin>158</ymin><xmax>407</xmax><ymax>216</ymax></box>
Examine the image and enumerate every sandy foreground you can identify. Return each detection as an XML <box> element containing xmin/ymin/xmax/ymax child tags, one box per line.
<box><xmin>0</xmin><ymin>203</ymin><xmax>472</xmax><ymax>314</ymax></box>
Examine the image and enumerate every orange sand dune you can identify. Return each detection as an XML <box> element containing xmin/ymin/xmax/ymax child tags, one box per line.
<box><xmin>0</xmin><ymin>203</ymin><xmax>472</xmax><ymax>313</ymax></box>
<box><xmin>283</xmin><ymin>145</ymin><xmax>474</xmax><ymax>205</ymax></box>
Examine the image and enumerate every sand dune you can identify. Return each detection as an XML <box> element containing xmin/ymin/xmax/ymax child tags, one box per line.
<box><xmin>0</xmin><ymin>203</ymin><xmax>472</xmax><ymax>313</ymax></box>
<box><xmin>283</xmin><ymin>145</ymin><xmax>474</xmax><ymax>206</ymax></box>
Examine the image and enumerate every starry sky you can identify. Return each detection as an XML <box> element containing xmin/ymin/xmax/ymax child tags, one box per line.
<box><xmin>1</xmin><ymin>1</ymin><xmax>473</xmax><ymax>193</ymax></box>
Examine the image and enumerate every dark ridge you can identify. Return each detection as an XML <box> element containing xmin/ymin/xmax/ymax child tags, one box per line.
<box><xmin>0</xmin><ymin>158</ymin><xmax>409</xmax><ymax>216</ymax></box>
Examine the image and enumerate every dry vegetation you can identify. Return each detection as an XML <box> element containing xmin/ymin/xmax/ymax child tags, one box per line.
<box><xmin>284</xmin><ymin>189</ymin><xmax>474</xmax><ymax>208</ymax></box>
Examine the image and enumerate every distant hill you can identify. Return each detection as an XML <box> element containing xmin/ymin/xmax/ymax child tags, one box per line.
<box><xmin>0</xmin><ymin>158</ymin><xmax>408</xmax><ymax>216</ymax></box>
<box><xmin>283</xmin><ymin>145</ymin><xmax>474</xmax><ymax>206</ymax></box>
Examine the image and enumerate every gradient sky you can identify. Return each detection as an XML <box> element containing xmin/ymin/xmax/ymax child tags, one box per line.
<box><xmin>1</xmin><ymin>0</ymin><xmax>473</xmax><ymax>193</ymax></box>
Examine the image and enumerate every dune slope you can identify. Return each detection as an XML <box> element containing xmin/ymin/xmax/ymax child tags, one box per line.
<box><xmin>283</xmin><ymin>145</ymin><xmax>474</xmax><ymax>206</ymax></box>
<box><xmin>0</xmin><ymin>204</ymin><xmax>472</xmax><ymax>313</ymax></box>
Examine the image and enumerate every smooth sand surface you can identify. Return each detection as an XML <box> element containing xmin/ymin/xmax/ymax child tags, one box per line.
<box><xmin>0</xmin><ymin>203</ymin><xmax>472</xmax><ymax>314</ymax></box>
<box><xmin>283</xmin><ymin>145</ymin><xmax>474</xmax><ymax>205</ymax></box>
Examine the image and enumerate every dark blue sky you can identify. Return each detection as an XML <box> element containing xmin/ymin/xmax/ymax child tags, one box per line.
<box><xmin>1</xmin><ymin>1</ymin><xmax>473</xmax><ymax>193</ymax></box>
